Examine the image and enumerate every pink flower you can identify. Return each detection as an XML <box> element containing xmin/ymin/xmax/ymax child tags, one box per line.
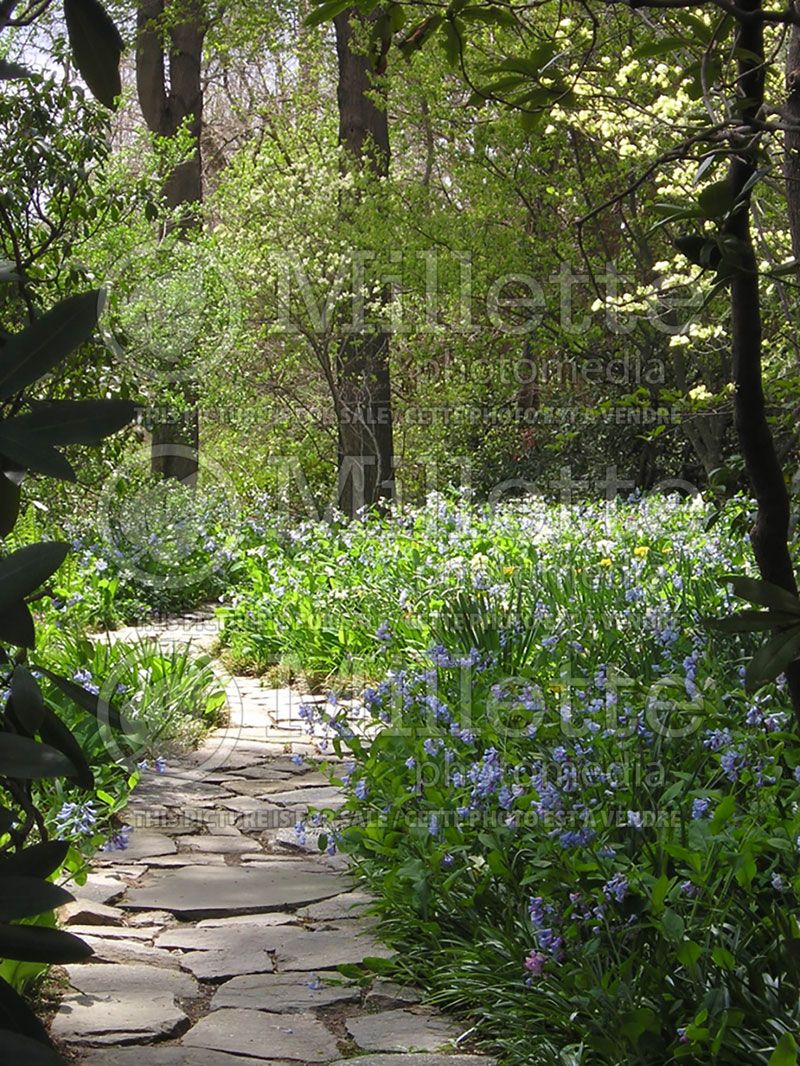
<box><xmin>524</xmin><ymin>950</ymin><xmax>548</xmax><ymax>976</ymax></box>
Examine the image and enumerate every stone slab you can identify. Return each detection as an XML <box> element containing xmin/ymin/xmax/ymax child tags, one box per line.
<box><xmin>180</xmin><ymin>947</ymin><xmax>275</xmax><ymax>981</ymax></box>
<box><xmin>272</xmin><ymin>926</ymin><xmax>393</xmax><ymax>971</ymax></box>
<box><xmin>177</xmin><ymin>834</ymin><xmax>254</xmax><ymax>854</ymax></box>
<box><xmin>212</xmin><ymin>972</ymin><xmax>360</xmax><ymax>1012</ymax></box>
<box><xmin>59</xmin><ymin>898</ymin><xmax>124</xmax><ymax>926</ymax></box>
<box><xmin>183</xmin><ymin>1007</ymin><xmax>340</xmax><ymax>1061</ymax></box>
<box><xmin>296</xmin><ymin>891</ymin><xmax>372</xmax><ymax>921</ymax></box>
<box><xmin>82</xmin><ymin>1047</ymin><xmax>286</xmax><ymax>1065</ymax></box>
<box><xmin>122</xmin><ymin>863</ymin><xmax>344</xmax><ymax>918</ymax></box>
<box><xmin>94</xmin><ymin>833</ymin><xmax>176</xmax><ymax>863</ymax></box>
<box><xmin>345</xmin><ymin>1010</ymin><xmax>460</xmax><ymax>1053</ymax></box>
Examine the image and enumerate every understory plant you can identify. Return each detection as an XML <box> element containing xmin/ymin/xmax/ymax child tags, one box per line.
<box><xmin>284</xmin><ymin>494</ymin><xmax>800</xmax><ymax>1065</ymax></box>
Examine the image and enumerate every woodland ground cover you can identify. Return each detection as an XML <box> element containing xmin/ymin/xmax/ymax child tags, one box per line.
<box><xmin>210</xmin><ymin>490</ymin><xmax>800</xmax><ymax>1064</ymax></box>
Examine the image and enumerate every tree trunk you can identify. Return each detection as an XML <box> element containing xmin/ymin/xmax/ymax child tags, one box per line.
<box><xmin>136</xmin><ymin>0</ymin><xmax>204</xmax><ymax>483</ymax></box>
<box><xmin>786</xmin><ymin>14</ymin><xmax>800</xmax><ymax>286</ymax></box>
<box><xmin>334</xmin><ymin>9</ymin><xmax>394</xmax><ymax>517</ymax></box>
<box><xmin>728</xmin><ymin>0</ymin><xmax>800</xmax><ymax>719</ymax></box>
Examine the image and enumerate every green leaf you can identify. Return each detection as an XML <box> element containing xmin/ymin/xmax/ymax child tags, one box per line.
<box><xmin>746</xmin><ymin>626</ymin><xmax>800</xmax><ymax>691</ymax></box>
<box><xmin>13</xmin><ymin>400</ymin><xmax>135</xmax><ymax>445</ymax></box>
<box><xmin>706</xmin><ymin>609</ymin><xmax>800</xmax><ymax>633</ymax></box>
<box><xmin>651</xmin><ymin>873</ymin><xmax>670</xmax><ymax>912</ymax></box>
<box><xmin>710</xmin><ymin>794</ymin><xmax>736</xmax><ymax>832</ymax></box>
<box><xmin>0</xmin><ymin>923</ymin><xmax>92</xmax><ymax>963</ymax></box>
<box><xmin>0</xmin><ymin>841</ymin><xmax>69</xmax><ymax>880</ymax></box>
<box><xmin>0</xmin><ymin>542</ymin><xmax>69</xmax><ymax>612</ymax></box>
<box><xmin>0</xmin><ymin>291</ymin><xmax>100</xmax><ymax>400</ymax></box>
<box><xmin>0</xmin><ymin>423</ymin><xmax>76</xmax><ymax>482</ymax></box>
<box><xmin>0</xmin><ymin>474</ymin><xmax>21</xmax><ymax>537</ymax></box>
<box><xmin>633</xmin><ymin>36</ymin><xmax>686</xmax><ymax>58</ymax></box>
<box><xmin>10</xmin><ymin>666</ymin><xmax>45</xmax><ymax>733</ymax></box>
<box><xmin>724</xmin><ymin>575</ymin><xmax>800</xmax><ymax>615</ymax></box>
<box><xmin>677</xmin><ymin>940</ymin><xmax>702</xmax><ymax>966</ymax></box>
<box><xmin>38</xmin><ymin>705</ymin><xmax>94</xmax><ymax>790</ymax></box>
<box><xmin>711</xmin><ymin>945</ymin><xmax>736</xmax><ymax>970</ymax></box>
<box><xmin>0</xmin><ymin>601</ymin><xmax>34</xmax><ymax>648</ymax></box>
<box><xmin>304</xmin><ymin>0</ymin><xmax>351</xmax><ymax>26</ymax></box>
<box><xmin>769</xmin><ymin>1033</ymin><xmax>798</xmax><ymax>1066</ymax></box>
<box><xmin>0</xmin><ymin>975</ymin><xmax>56</xmax><ymax>1045</ymax></box>
<box><xmin>0</xmin><ymin>877</ymin><xmax>73</xmax><ymax>922</ymax></box>
<box><xmin>0</xmin><ymin>733</ymin><xmax>77</xmax><ymax>780</ymax></box>
<box><xmin>63</xmin><ymin>0</ymin><xmax>123</xmax><ymax>109</ymax></box>
<box><xmin>0</xmin><ymin>1030</ymin><xmax>65</xmax><ymax>1064</ymax></box>
<box><xmin>37</xmin><ymin>667</ymin><xmax>128</xmax><ymax>731</ymax></box>
<box><xmin>698</xmin><ymin>179</ymin><xmax>735</xmax><ymax>219</ymax></box>
<box><xmin>661</xmin><ymin>908</ymin><xmax>685</xmax><ymax>943</ymax></box>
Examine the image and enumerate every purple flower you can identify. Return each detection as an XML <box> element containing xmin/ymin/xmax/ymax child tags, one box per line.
<box><xmin>524</xmin><ymin>950</ymin><xmax>548</xmax><ymax>975</ymax></box>
<box><xmin>603</xmin><ymin>872</ymin><xmax>629</xmax><ymax>903</ymax></box>
<box><xmin>691</xmin><ymin>797</ymin><xmax>710</xmax><ymax>820</ymax></box>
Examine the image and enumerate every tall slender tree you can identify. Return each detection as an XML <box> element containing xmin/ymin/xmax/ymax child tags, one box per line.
<box><xmin>136</xmin><ymin>0</ymin><xmax>205</xmax><ymax>482</ymax></box>
<box><xmin>333</xmin><ymin>9</ymin><xmax>394</xmax><ymax>515</ymax></box>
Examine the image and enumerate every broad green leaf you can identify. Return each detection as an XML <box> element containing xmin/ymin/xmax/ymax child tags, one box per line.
<box><xmin>0</xmin><ymin>542</ymin><xmax>69</xmax><ymax>612</ymax></box>
<box><xmin>0</xmin><ymin>841</ymin><xmax>69</xmax><ymax>879</ymax></box>
<box><xmin>304</xmin><ymin>0</ymin><xmax>352</xmax><ymax>27</ymax></box>
<box><xmin>0</xmin><ymin>733</ymin><xmax>76</xmax><ymax>780</ymax></box>
<box><xmin>661</xmin><ymin>908</ymin><xmax>684</xmax><ymax>943</ymax></box>
<box><xmin>0</xmin><ymin>423</ymin><xmax>76</xmax><ymax>482</ymax></box>
<box><xmin>677</xmin><ymin>940</ymin><xmax>702</xmax><ymax>966</ymax></box>
<box><xmin>0</xmin><ymin>1030</ymin><xmax>65</xmax><ymax>1065</ymax></box>
<box><xmin>0</xmin><ymin>601</ymin><xmax>34</xmax><ymax>648</ymax></box>
<box><xmin>698</xmin><ymin>179</ymin><xmax>735</xmax><ymax>218</ymax></box>
<box><xmin>37</xmin><ymin>667</ymin><xmax>127</xmax><ymax>731</ymax></box>
<box><xmin>38</xmin><ymin>705</ymin><xmax>94</xmax><ymax>790</ymax></box>
<box><xmin>0</xmin><ymin>292</ymin><xmax>100</xmax><ymax>400</ymax></box>
<box><xmin>710</xmin><ymin>794</ymin><xmax>736</xmax><ymax>831</ymax></box>
<box><xmin>0</xmin><ymin>474</ymin><xmax>21</xmax><ymax>537</ymax></box>
<box><xmin>724</xmin><ymin>575</ymin><xmax>800</xmax><ymax>615</ymax></box>
<box><xmin>64</xmin><ymin>0</ymin><xmax>123</xmax><ymax>109</ymax></box>
<box><xmin>633</xmin><ymin>35</ymin><xmax>686</xmax><ymax>58</ymax></box>
<box><xmin>10</xmin><ymin>666</ymin><xmax>45</xmax><ymax>733</ymax></box>
<box><xmin>769</xmin><ymin>1033</ymin><xmax>798</xmax><ymax>1066</ymax></box>
<box><xmin>706</xmin><ymin>609</ymin><xmax>800</xmax><ymax>633</ymax></box>
<box><xmin>0</xmin><ymin>974</ymin><xmax>55</xmax><ymax>1045</ymax></box>
<box><xmin>0</xmin><ymin>876</ymin><xmax>72</xmax><ymax>922</ymax></box>
<box><xmin>13</xmin><ymin>400</ymin><xmax>135</xmax><ymax>445</ymax></box>
<box><xmin>746</xmin><ymin>626</ymin><xmax>800</xmax><ymax>691</ymax></box>
<box><xmin>0</xmin><ymin>923</ymin><xmax>92</xmax><ymax>963</ymax></box>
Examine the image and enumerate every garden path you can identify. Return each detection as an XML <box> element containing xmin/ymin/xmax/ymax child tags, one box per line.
<box><xmin>50</xmin><ymin>611</ymin><xmax>494</xmax><ymax>1066</ymax></box>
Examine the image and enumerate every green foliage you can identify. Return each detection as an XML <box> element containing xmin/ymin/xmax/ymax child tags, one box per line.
<box><xmin>278</xmin><ymin>493</ymin><xmax>800</xmax><ymax>1064</ymax></box>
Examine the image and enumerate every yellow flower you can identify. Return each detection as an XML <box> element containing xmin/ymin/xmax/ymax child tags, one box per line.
<box><xmin>503</xmin><ymin>565</ymin><xmax>517</xmax><ymax>576</ymax></box>
<box><xmin>633</xmin><ymin>545</ymin><xmax>649</xmax><ymax>558</ymax></box>
<box><xmin>600</xmin><ymin>557</ymin><xmax>612</xmax><ymax>567</ymax></box>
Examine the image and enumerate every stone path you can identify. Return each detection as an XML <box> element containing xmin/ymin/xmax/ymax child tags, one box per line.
<box><xmin>51</xmin><ymin>611</ymin><xmax>495</xmax><ymax>1066</ymax></box>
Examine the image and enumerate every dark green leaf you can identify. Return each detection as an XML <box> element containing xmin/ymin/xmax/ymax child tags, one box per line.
<box><xmin>0</xmin><ymin>601</ymin><xmax>34</xmax><ymax>648</ymax></box>
<box><xmin>0</xmin><ymin>975</ymin><xmax>55</xmax><ymax>1045</ymax></box>
<box><xmin>10</xmin><ymin>666</ymin><xmax>45</xmax><ymax>733</ymax></box>
<box><xmin>37</xmin><ymin>667</ymin><xmax>127</xmax><ymax>731</ymax></box>
<box><xmin>0</xmin><ymin>291</ymin><xmax>100</xmax><ymax>400</ymax></box>
<box><xmin>0</xmin><ymin>423</ymin><xmax>76</xmax><ymax>482</ymax></box>
<box><xmin>705</xmin><ymin>609</ymin><xmax>800</xmax><ymax>633</ymax></box>
<box><xmin>0</xmin><ymin>59</ymin><xmax>32</xmax><ymax>79</ymax></box>
<box><xmin>0</xmin><ymin>923</ymin><xmax>91</xmax><ymax>963</ymax></box>
<box><xmin>0</xmin><ymin>733</ymin><xmax>77</xmax><ymax>779</ymax></box>
<box><xmin>38</xmin><ymin>704</ymin><xmax>94</xmax><ymax>790</ymax></box>
<box><xmin>63</xmin><ymin>0</ymin><xmax>123</xmax><ymax>109</ymax></box>
<box><xmin>0</xmin><ymin>542</ymin><xmax>69</xmax><ymax>613</ymax></box>
<box><xmin>0</xmin><ymin>841</ymin><xmax>69</xmax><ymax>880</ymax></box>
<box><xmin>0</xmin><ymin>877</ymin><xmax>73</xmax><ymax>922</ymax></box>
<box><xmin>725</xmin><ymin>575</ymin><xmax>800</xmax><ymax>614</ymax></box>
<box><xmin>0</xmin><ymin>474</ymin><xmax>21</xmax><ymax>537</ymax></box>
<box><xmin>0</xmin><ymin>1031</ymin><xmax>65</xmax><ymax>1065</ymax></box>
<box><xmin>746</xmin><ymin>626</ymin><xmax>800</xmax><ymax>691</ymax></box>
<box><xmin>13</xmin><ymin>400</ymin><xmax>135</xmax><ymax>445</ymax></box>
